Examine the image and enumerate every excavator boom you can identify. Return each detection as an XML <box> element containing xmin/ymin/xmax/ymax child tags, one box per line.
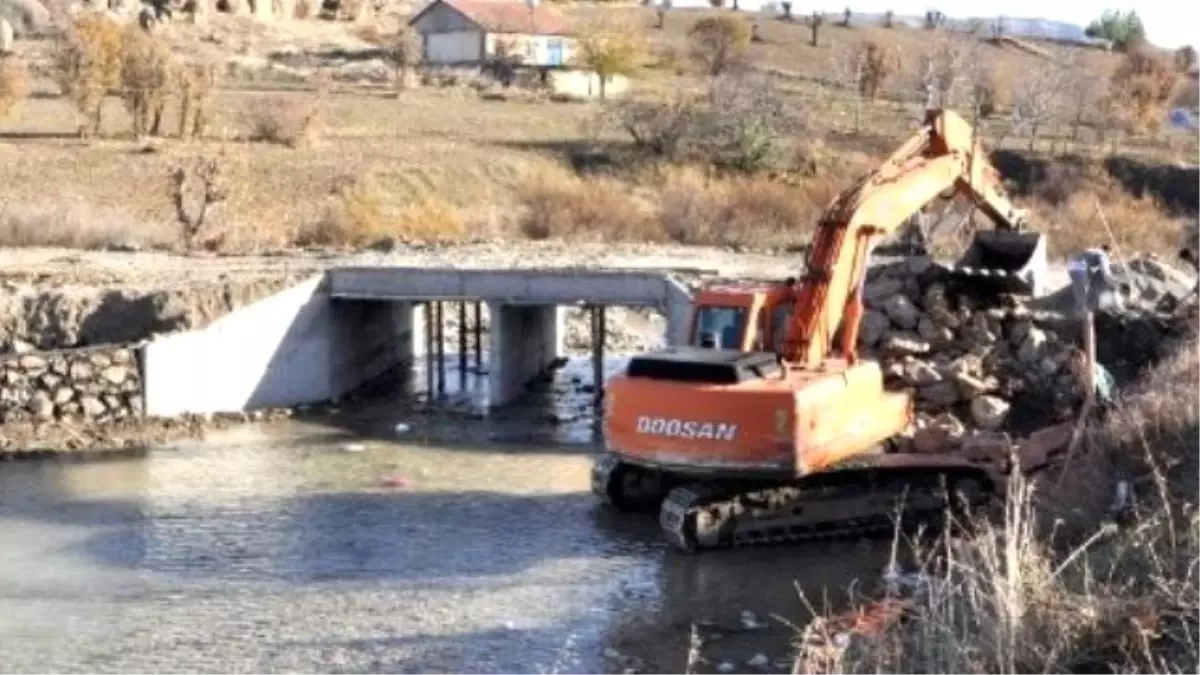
<box><xmin>785</xmin><ymin>108</ymin><xmax>1046</xmax><ymax>368</ymax></box>
<box><xmin>593</xmin><ymin>108</ymin><xmax>1049</xmax><ymax>553</ymax></box>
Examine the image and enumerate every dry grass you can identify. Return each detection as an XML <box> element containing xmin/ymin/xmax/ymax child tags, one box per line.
<box><xmin>1032</xmin><ymin>166</ymin><xmax>1190</xmax><ymax>257</ymax></box>
<box><xmin>0</xmin><ymin>55</ymin><xmax>28</xmax><ymax>121</ymax></box>
<box><xmin>515</xmin><ymin>165</ymin><xmax>657</xmax><ymax>241</ymax></box>
<box><xmin>295</xmin><ymin>174</ymin><xmax>468</xmax><ymax>248</ymax></box>
<box><xmin>798</xmin><ymin>335</ymin><xmax>1199</xmax><ymax>674</ymax></box>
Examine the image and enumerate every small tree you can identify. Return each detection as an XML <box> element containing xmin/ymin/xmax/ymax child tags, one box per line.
<box><xmin>915</xmin><ymin>38</ymin><xmax>968</xmax><ymax>109</ymax></box>
<box><xmin>924</xmin><ymin>9</ymin><xmax>945</xmax><ymax>30</ymax></box>
<box><xmin>53</xmin><ymin>12</ymin><xmax>124</xmax><ymax>138</ymax></box>
<box><xmin>687</xmin><ymin>15</ymin><xmax>752</xmax><ymax>76</ymax></box>
<box><xmin>573</xmin><ymin>15</ymin><xmax>646</xmax><ymax>101</ymax></box>
<box><xmin>1059</xmin><ymin>51</ymin><xmax>1105</xmax><ymax>142</ymax></box>
<box><xmin>882</xmin><ymin>10</ymin><xmax>893</xmax><ymax>28</ymax></box>
<box><xmin>857</xmin><ymin>40</ymin><xmax>898</xmax><ymax>99</ymax></box>
<box><xmin>119</xmin><ymin>25</ymin><xmax>174</xmax><ymax>139</ymax></box>
<box><xmin>1111</xmin><ymin>46</ymin><xmax>1178</xmax><ymax>134</ymax></box>
<box><xmin>177</xmin><ymin>62</ymin><xmax>216</xmax><ymax>140</ymax></box>
<box><xmin>780</xmin><ymin>2</ymin><xmax>793</xmax><ymax>21</ymax></box>
<box><xmin>387</xmin><ymin>28</ymin><xmax>421</xmax><ymax>92</ymax></box>
<box><xmin>1174</xmin><ymin>45</ymin><xmax>1197</xmax><ymax>73</ymax></box>
<box><xmin>1085</xmin><ymin>10</ymin><xmax>1145</xmax><ymax>52</ymax></box>
<box><xmin>839</xmin><ymin>7</ymin><xmax>851</xmax><ymax>27</ymax></box>
<box><xmin>655</xmin><ymin>0</ymin><xmax>670</xmax><ymax>29</ymax></box>
<box><xmin>1010</xmin><ymin>64</ymin><xmax>1065</xmax><ymax>151</ymax></box>
<box><xmin>990</xmin><ymin>16</ymin><xmax>1005</xmax><ymax>39</ymax></box>
<box><xmin>805</xmin><ymin>11</ymin><xmax>824</xmax><ymax>47</ymax></box>
<box><xmin>169</xmin><ymin>154</ymin><xmax>229</xmax><ymax>252</ymax></box>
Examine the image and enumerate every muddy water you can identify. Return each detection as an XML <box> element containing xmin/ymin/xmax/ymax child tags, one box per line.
<box><xmin>0</xmin><ymin>357</ymin><xmax>893</xmax><ymax>674</ymax></box>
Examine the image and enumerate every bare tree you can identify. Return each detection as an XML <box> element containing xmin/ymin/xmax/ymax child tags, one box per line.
<box><xmin>831</xmin><ymin>45</ymin><xmax>867</xmax><ymax>134</ymax></box>
<box><xmin>687</xmin><ymin>14</ymin><xmax>752</xmax><ymax>76</ymax></box>
<box><xmin>913</xmin><ymin>37</ymin><xmax>970</xmax><ymax>109</ymax></box>
<box><xmin>1010</xmin><ymin>64</ymin><xmax>1065</xmax><ymax>151</ymax></box>
<box><xmin>169</xmin><ymin>154</ymin><xmax>230</xmax><ymax>252</ymax></box>
<box><xmin>805</xmin><ymin>11</ymin><xmax>823</xmax><ymax>47</ymax></box>
<box><xmin>1059</xmin><ymin>50</ymin><xmax>1106</xmax><ymax>145</ymax></box>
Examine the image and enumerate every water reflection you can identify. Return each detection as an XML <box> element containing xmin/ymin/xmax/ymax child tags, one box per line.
<box><xmin>0</xmin><ymin>363</ymin><xmax>891</xmax><ymax>673</ymax></box>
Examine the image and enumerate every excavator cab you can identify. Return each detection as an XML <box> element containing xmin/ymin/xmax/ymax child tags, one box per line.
<box><xmin>684</xmin><ymin>282</ymin><xmax>795</xmax><ymax>353</ymax></box>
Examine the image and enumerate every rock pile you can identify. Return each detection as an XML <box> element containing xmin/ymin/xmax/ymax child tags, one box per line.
<box><xmin>857</xmin><ymin>258</ymin><xmax>1085</xmax><ymax>460</ymax></box>
<box><xmin>0</xmin><ymin>346</ymin><xmax>142</xmax><ymax>424</ymax></box>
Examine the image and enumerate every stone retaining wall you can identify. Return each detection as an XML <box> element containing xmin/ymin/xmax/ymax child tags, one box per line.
<box><xmin>0</xmin><ymin>346</ymin><xmax>142</xmax><ymax>425</ymax></box>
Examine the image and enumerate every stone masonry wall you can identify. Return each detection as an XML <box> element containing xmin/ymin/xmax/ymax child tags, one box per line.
<box><xmin>0</xmin><ymin>346</ymin><xmax>142</xmax><ymax>425</ymax></box>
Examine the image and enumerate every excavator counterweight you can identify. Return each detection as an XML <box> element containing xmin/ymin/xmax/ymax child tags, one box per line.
<box><xmin>592</xmin><ymin>109</ymin><xmax>1052</xmax><ymax>553</ymax></box>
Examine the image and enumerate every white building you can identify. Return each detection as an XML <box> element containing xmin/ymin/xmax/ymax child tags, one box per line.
<box><xmin>408</xmin><ymin>0</ymin><xmax>576</xmax><ymax>68</ymax></box>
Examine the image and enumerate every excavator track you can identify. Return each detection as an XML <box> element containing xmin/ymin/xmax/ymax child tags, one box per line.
<box><xmin>656</xmin><ymin>460</ymin><xmax>991</xmax><ymax>553</ymax></box>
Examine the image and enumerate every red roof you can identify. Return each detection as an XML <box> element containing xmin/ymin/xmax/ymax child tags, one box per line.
<box><xmin>410</xmin><ymin>0</ymin><xmax>572</xmax><ymax>36</ymax></box>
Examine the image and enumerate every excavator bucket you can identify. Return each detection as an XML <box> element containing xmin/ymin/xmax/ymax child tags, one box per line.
<box><xmin>943</xmin><ymin>230</ymin><xmax>1050</xmax><ymax>297</ymax></box>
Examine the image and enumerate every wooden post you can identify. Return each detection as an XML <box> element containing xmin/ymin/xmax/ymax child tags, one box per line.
<box><xmin>1058</xmin><ymin>309</ymin><xmax>1098</xmax><ymax>484</ymax></box>
<box><xmin>424</xmin><ymin>302</ymin><xmax>435</xmax><ymax>399</ymax></box>
<box><xmin>1083</xmin><ymin>310</ymin><xmax>1096</xmax><ymax>407</ymax></box>
<box><xmin>458</xmin><ymin>301</ymin><xmax>468</xmax><ymax>390</ymax></box>
<box><xmin>592</xmin><ymin>305</ymin><xmax>606</xmax><ymax>409</ymax></box>
<box><xmin>435</xmin><ymin>301</ymin><xmax>446</xmax><ymax>398</ymax></box>
<box><xmin>473</xmin><ymin>301</ymin><xmax>483</xmax><ymax>371</ymax></box>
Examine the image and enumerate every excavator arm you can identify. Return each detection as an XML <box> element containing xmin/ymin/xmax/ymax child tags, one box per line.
<box><xmin>782</xmin><ymin>108</ymin><xmax>1045</xmax><ymax>368</ymax></box>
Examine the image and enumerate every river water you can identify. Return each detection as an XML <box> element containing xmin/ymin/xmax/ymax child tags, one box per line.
<box><xmin>0</xmin><ymin>357</ymin><xmax>893</xmax><ymax>674</ymax></box>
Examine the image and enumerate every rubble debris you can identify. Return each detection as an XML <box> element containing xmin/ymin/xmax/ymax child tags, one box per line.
<box><xmin>860</xmin><ymin>254</ymin><xmax>1196</xmax><ymax>453</ymax></box>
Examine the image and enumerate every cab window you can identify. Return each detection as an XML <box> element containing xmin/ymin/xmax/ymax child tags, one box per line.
<box><xmin>771</xmin><ymin>304</ymin><xmax>794</xmax><ymax>353</ymax></box>
<box><xmin>691</xmin><ymin>306</ymin><xmax>746</xmax><ymax>349</ymax></box>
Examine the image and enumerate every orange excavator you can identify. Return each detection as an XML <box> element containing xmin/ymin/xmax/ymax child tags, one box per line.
<box><xmin>591</xmin><ymin>108</ymin><xmax>1050</xmax><ymax>552</ymax></box>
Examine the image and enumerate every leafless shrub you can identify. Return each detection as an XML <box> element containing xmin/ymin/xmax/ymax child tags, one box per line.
<box><xmin>687</xmin><ymin>14</ymin><xmax>752</xmax><ymax>76</ymax></box>
<box><xmin>692</xmin><ymin>71</ymin><xmax>804</xmax><ymax>172</ymax></box>
<box><xmin>604</xmin><ymin>72</ymin><xmax>802</xmax><ymax>173</ymax></box>
<box><xmin>606</xmin><ymin>88</ymin><xmax>700</xmax><ymax>159</ymax></box>
<box><xmin>241</xmin><ymin>79</ymin><xmax>327</xmax><ymax>147</ymax></box>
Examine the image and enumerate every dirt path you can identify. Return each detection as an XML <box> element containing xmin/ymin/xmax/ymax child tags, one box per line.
<box><xmin>0</xmin><ymin>243</ymin><xmax>798</xmax><ymax>290</ymax></box>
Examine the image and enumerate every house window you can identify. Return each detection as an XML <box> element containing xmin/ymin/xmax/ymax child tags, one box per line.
<box><xmin>546</xmin><ymin>38</ymin><xmax>564</xmax><ymax>66</ymax></box>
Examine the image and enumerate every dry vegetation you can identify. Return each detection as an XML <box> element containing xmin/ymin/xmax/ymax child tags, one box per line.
<box><xmin>0</xmin><ymin>6</ymin><xmax>1193</xmax><ymax>256</ymax></box>
<box><xmin>797</xmin><ymin>331</ymin><xmax>1199</xmax><ymax>674</ymax></box>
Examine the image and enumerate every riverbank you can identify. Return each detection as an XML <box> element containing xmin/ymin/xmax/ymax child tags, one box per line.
<box><xmin>796</xmin><ymin>323</ymin><xmax>1199</xmax><ymax>674</ymax></box>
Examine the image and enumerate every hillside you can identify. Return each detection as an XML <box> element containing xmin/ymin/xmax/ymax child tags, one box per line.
<box><xmin>0</xmin><ymin>3</ymin><xmax>1194</xmax><ymax>257</ymax></box>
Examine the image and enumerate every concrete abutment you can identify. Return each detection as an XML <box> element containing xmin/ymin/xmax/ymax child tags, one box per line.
<box><xmin>141</xmin><ymin>277</ymin><xmax>426</xmax><ymax>416</ymax></box>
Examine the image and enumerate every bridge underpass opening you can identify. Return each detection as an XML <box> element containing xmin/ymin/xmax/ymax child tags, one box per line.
<box><xmin>385</xmin><ymin>301</ymin><xmax>670</xmax><ymax>413</ymax></box>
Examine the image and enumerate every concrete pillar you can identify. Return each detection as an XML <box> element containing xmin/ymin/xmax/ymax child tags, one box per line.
<box><xmin>486</xmin><ymin>302</ymin><xmax>565</xmax><ymax>407</ymax></box>
<box><xmin>664</xmin><ymin>281</ymin><xmax>694</xmax><ymax>347</ymax></box>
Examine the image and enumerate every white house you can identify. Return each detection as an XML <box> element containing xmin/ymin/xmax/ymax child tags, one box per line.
<box><xmin>408</xmin><ymin>0</ymin><xmax>576</xmax><ymax>68</ymax></box>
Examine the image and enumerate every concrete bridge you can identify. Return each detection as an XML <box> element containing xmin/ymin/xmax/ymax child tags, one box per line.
<box><xmin>140</xmin><ymin>268</ymin><xmax>694</xmax><ymax>417</ymax></box>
